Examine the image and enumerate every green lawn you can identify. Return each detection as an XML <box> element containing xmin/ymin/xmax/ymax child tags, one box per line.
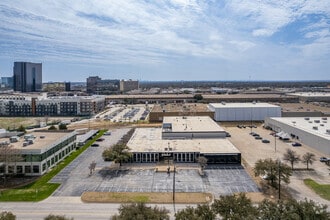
<box><xmin>304</xmin><ymin>178</ymin><xmax>330</xmax><ymax>201</ymax></box>
<box><xmin>0</xmin><ymin>130</ymin><xmax>105</xmax><ymax>201</ymax></box>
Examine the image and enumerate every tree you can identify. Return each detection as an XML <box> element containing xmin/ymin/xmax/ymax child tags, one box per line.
<box><xmin>175</xmin><ymin>204</ymin><xmax>215</xmax><ymax>220</ymax></box>
<box><xmin>0</xmin><ymin>211</ymin><xmax>16</xmax><ymax>220</ymax></box>
<box><xmin>111</xmin><ymin>203</ymin><xmax>169</xmax><ymax>220</ymax></box>
<box><xmin>58</xmin><ymin>124</ymin><xmax>67</xmax><ymax>130</ymax></box>
<box><xmin>44</xmin><ymin>215</ymin><xmax>73</xmax><ymax>220</ymax></box>
<box><xmin>283</xmin><ymin>148</ymin><xmax>301</xmax><ymax>170</ymax></box>
<box><xmin>254</xmin><ymin>158</ymin><xmax>291</xmax><ymax>188</ymax></box>
<box><xmin>48</xmin><ymin>125</ymin><xmax>57</xmax><ymax>130</ymax></box>
<box><xmin>102</xmin><ymin>144</ymin><xmax>132</xmax><ymax>166</ymax></box>
<box><xmin>193</xmin><ymin>94</ymin><xmax>203</xmax><ymax>101</ymax></box>
<box><xmin>197</xmin><ymin>156</ymin><xmax>208</xmax><ymax>172</ymax></box>
<box><xmin>211</xmin><ymin>193</ymin><xmax>258</xmax><ymax>219</ymax></box>
<box><xmin>258</xmin><ymin>199</ymin><xmax>329</xmax><ymax>220</ymax></box>
<box><xmin>302</xmin><ymin>152</ymin><xmax>316</xmax><ymax>170</ymax></box>
<box><xmin>16</xmin><ymin>125</ymin><xmax>26</xmax><ymax>133</ymax></box>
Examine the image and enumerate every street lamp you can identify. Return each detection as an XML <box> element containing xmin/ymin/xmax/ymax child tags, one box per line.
<box><xmin>173</xmin><ymin>165</ymin><xmax>176</xmax><ymax>202</ymax></box>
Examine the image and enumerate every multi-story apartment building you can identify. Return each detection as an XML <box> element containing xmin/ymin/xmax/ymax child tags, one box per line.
<box><xmin>13</xmin><ymin>62</ymin><xmax>42</xmax><ymax>92</ymax></box>
<box><xmin>0</xmin><ymin>94</ymin><xmax>106</xmax><ymax>116</ymax></box>
<box><xmin>120</xmin><ymin>79</ymin><xmax>139</xmax><ymax>92</ymax></box>
<box><xmin>86</xmin><ymin>76</ymin><xmax>119</xmax><ymax>94</ymax></box>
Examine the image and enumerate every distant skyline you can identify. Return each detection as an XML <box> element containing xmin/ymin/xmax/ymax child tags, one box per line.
<box><xmin>0</xmin><ymin>1</ymin><xmax>329</xmax><ymax>82</ymax></box>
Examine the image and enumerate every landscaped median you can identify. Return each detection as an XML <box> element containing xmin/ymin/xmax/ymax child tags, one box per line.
<box><xmin>0</xmin><ymin>130</ymin><xmax>106</xmax><ymax>202</ymax></box>
<box><xmin>81</xmin><ymin>192</ymin><xmax>213</xmax><ymax>204</ymax></box>
<box><xmin>304</xmin><ymin>178</ymin><xmax>330</xmax><ymax>201</ymax></box>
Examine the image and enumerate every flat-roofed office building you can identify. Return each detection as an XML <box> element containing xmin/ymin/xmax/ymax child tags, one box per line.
<box><xmin>0</xmin><ymin>131</ymin><xmax>76</xmax><ymax>176</ymax></box>
<box><xmin>127</xmin><ymin>116</ymin><xmax>241</xmax><ymax>164</ymax></box>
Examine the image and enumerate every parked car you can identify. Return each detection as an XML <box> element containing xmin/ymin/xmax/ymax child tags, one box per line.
<box><xmin>91</xmin><ymin>143</ymin><xmax>99</xmax><ymax>147</ymax></box>
<box><xmin>319</xmin><ymin>157</ymin><xmax>330</xmax><ymax>162</ymax></box>
<box><xmin>292</xmin><ymin>142</ymin><xmax>302</xmax><ymax>147</ymax></box>
<box><xmin>255</xmin><ymin>136</ymin><xmax>262</xmax><ymax>140</ymax></box>
<box><xmin>225</xmin><ymin>132</ymin><xmax>231</xmax><ymax>137</ymax></box>
<box><xmin>96</xmin><ymin>138</ymin><xmax>105</xmax><ymax>142</ymax></box>
<box><xmin>262</xmin><ymin>139</ymin><xmax>270</xmax><ymax>143</ymax></box>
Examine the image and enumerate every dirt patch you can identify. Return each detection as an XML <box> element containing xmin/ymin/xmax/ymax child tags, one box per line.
<box><xmin>81</xmin><ymin>192</ymin><xmax>212</xmax><ymax>204</ymax></box>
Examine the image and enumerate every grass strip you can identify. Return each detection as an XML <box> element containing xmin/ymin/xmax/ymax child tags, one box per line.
<box><xmin>81</xmin><ymin>192</ymin><xmax>213</xmax><ymax>204</ymax></box>
<box><xmin>304</xmin><ymin>178</ymin><xmax>330</xmax><ymax>201</ymax></box>
<box><xmin>0</xmin><ymin>130</ymin><xmax>105</xmax><ymax>202</ymax></box>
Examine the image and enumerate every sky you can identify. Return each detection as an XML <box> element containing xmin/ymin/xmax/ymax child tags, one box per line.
<box><xmin>0</xmin><ymin>0</ymin><xmax>329</xmax><ymax>82</ymax></box>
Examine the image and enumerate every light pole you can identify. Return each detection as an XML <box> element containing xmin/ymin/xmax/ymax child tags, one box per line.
<box><xmin>173</xmin><ymin>165</ymin><xmax>176</xmax><ymax>202</ymax></box>
<box><xmin>278</xmin><ymin>160</ymin><xmax>281</xmax><ymax>200</ymax></box>
<box><xmin>274</xmin><ymin>132</ymin><xmax>277</xmax><ymax>153</ymax></box>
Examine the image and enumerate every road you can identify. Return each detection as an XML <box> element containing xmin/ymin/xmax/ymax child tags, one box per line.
<box><xmin>0</xmin><ymin>197</ymin><xmax>189</xmax><ymax>220</ymax></box>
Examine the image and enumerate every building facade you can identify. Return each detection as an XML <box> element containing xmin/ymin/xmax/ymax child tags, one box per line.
<box><xmin>120</xmin><ymin>79</ymin><xmax>139</xmax><ymax>92</ymax></box>
<box><xmin>209</xmin><ymin>102</ymin><xmax>281</xmax><ymax>121</ymax></box>
<box><xmin>265</xmin><ymin>117</ymin><xmax>330</xmax><ymax>155</ymax></box>
<box><xmin>13</xmin><ymin>62</ymin><xmax>42</xmax><ymax>92</ymax></box>
<box><xmin>0</xmin><ymin>94</ymin><xmax>106</xmax><ymax>116</ymax></box>
<box><xmin>86</xmin><ymin>76</ymin><xmax>119</xmax><ymax>94</ymax></box>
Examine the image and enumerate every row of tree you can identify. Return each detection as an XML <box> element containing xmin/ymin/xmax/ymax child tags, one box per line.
<box><xmin>2</xmin><ymin>195</ymin><xmax>328</xmax><ymax>220</ymax></box>
<box><xmin>0</xmin><ymin>212</ymin><xmax>72</xmax><ymax>220</ymax></box>
<box><xmin>283</xmin><ymin>149</ymin><xmax>316</xmax><ymax>170</ymax></box>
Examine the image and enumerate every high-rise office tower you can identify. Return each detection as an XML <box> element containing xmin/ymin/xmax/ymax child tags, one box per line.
<box><xmin>13</xmin><ymin>62</ymin><xmax>42</xmax><ymax>92</ymax></box>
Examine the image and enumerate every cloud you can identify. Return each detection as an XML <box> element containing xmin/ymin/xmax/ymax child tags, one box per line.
<box><xmin>0</xmin><ymin>0</ymin><xmax>329</xmax><ymax>80</ymax></box>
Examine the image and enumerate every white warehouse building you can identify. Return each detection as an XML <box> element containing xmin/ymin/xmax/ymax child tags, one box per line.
<box><xmin>265</xmin><ymin>117</ymin><xmax>330</xmax><ymax>156</ymax></box>
<box><xmin>208</xmin><ymin>102</ymin><xmax>281</xmax><ymax>122</ymax></box>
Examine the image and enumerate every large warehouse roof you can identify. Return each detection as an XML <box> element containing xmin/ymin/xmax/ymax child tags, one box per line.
<box><xmin>269</xmin><ymin>117</ymin><xmax>330</xmax><ymax>140</ymax></box>
<box><xmin>209</xmin><ymin>102</ymin><xmax>279</xmax><ymax>108</ymax></box>
<box><xmin>127</xmin><ymin>128</ymin><xmax>239</xmax><ymax>154</ymax></box>
<box><xmin>163</xmin><ymin>116</ymin><xmax>224</xmax><ymax>132</ymax></box>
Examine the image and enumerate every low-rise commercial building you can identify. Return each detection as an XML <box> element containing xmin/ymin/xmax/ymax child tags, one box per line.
<box><xmin>208</xmin><ymin>102</ymin><xmax>281</xmax><ymax>121</ymax></box>
<box><xmin>149</xmin><ymin>103</ymin><xmax>214</xmax><ymax>122</ymax></box>
<box><xmin>0</xmin><ymin>130</ymin><xmax>77</xmax><ymax>176</ymax></box>
<box><xmin>127</xmin><ymin>116</ymin><xmax>241</xmax><ymax>164</ymax></box>
<box><xmin>265</xmin><ymin>117</ymin><xmax>330</xmax><ymax>155</ymax></box>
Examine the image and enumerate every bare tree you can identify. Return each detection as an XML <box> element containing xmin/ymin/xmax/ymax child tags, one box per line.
<box><xmin>0</xmin><ymin>143</ymin><xmax>23</xmax><ymax>185</ymax></box>
<box><xmin>302</xmin><ymin>152</ymin><xmax>316</xmax><ymax>170</ymax></box>
<box><xmin>283</xmin><ymin>149</ymin><xmax>300</xmax><ymax>170</ymax></box>
<box><xmin>197</xmin><ymin>156</ymin><xmax>208</xmax><ymax>175</ymax></box>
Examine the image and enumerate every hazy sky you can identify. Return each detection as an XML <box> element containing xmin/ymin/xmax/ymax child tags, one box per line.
<box><xmin>0</xmin><ymin>0</ymin><xmax>329</xmax><ymax>82</ymax></box>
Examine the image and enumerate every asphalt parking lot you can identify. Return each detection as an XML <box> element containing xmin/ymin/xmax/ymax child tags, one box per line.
<box><xmin>50</xmin><ymin>128</ymin><xmax>259</xmax><ymax>197</ymax></box>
